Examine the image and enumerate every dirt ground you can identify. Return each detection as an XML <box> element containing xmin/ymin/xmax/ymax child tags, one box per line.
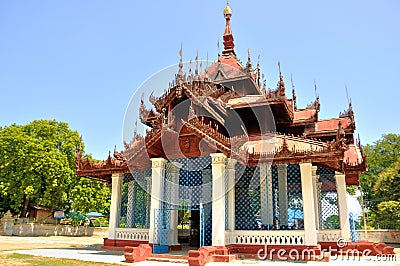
<box><xmin>0</xmin><ymin>235</ymin><xmax>105</xmax><ymax>251</ymax></box>
<box><xmin>0</xmin><ymin>235</ymin><xmax>117</xmax><ymax>265</ymax></box>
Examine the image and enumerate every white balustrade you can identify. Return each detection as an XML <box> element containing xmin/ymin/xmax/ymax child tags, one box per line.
<box><xmin>226</xmin><ymin>230</ymin><xmax>305</xmax><ymax>245</ymax></box>
<box><xmin>115</xmin><ymin>228</ymin><xmax>149</xmax><ymax>241</ymax></box>
<box><xmin>317</xmin><ymin>230</ymin><xmax>341</xmax><ymax>242</ymax></box>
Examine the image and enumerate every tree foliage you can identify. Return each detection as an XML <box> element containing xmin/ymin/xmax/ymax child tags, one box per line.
<box><xmin>360</xmin><ymin>133</ymin><xmax>400</xmax><ymax>228</ymax></box>
<box><xmin>71</xmin><ymin>177</ymin><xmax>111</xmax><ymax>215</ymax></box>
<box><xmin>0</xmin><ymin>120</ymin><xmax>111</xmax><ymax>216</ymax></box>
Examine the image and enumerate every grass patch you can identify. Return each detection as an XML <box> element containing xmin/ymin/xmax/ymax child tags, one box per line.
<box><xmin>7</xmin><ymin>253</ymin><xmax>32</xmax><ymax>259</ymax></box>
<box><xmin>0</xmin><ymin>252</ymin><xmax>118</xmax><ymax>265</ymax></box>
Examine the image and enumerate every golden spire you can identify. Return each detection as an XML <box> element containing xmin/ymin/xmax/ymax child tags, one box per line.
<box><xmin>224</xmin><ymin>1</ymin><xmax>232</xmax><ymax>16</ymax></box>
<box><xmin>222</xmin><ymin>2</ymin><xmax>235</xmax><ymax>56</ymax></box>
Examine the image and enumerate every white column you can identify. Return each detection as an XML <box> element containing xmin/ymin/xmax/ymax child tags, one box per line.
<box><xmin>125</xmin><ymin>181</ymin><xmax>135</xmax><ymax>228</ymax></box>
<box><xmin>278</xmin><ymin>164</ymin><xmax>288</xmax><ymax>226</ymax></box>
<box><xmin>300</xmin><ymin>163</ymin><xmax>317</xmax><ymax>245</ymax></box>
<box><xmin>149</xmin><ymin>158</ymin><xmax>166</xmax><ymax>244</ymax></box>
<box><xmin>108</xmin><ymin>173</ymin><xmax>124</xmax><ymax>239</ymax></box>
<box><xmin>311</xmin><ymin>166</ymin><xmax>320</xmax><ymax>230</ymax></box>
<box><xmin>226</xmin><ymin>158</ymin><xmax>236</xmax><ymax>231</ymax></box>
<box><xmin>169</xmin><ymin>163</ymin><xmax>179</xmax><ymax>246</ymax></box>
<box><xmin>335</xmin><ymin>172</ymin><xmax>351</xmax><ymax>240</ymax></box>
<box><xmin>210</xmin><ymin>153</ymin><xmax>227</xmax><ymax>246</ymax></box>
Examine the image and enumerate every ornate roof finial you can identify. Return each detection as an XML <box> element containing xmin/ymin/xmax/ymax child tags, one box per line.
<box><xmin>222</xmin><ymin>1</ymin><xmax>235</xmax><ymax>56</ymax></box>
<box><xmin>246</xmin><ymin>48</ymin><xmax>253</xmax><ymax>71</ymax></box>
<box><xmin>195</xmin><ymin>50</ymin><xmax>199</xmax><ymax>78</ymax></box>
<box><xmin>176</xmin><ymin>43</ymin><xmax>184</xmax><ymax>84</ymax></box>
<box><xmin>278</xmin><ymin>61</ymin><xmax>285</xmax><ymax>96</ymax></box>
<box><xmin>257</xmin><ymin>53</ymin><xmax>261</xmax><ymax>88</ymax></box>
<box><xmin>291</xmin><ymin>73</ymin><xmax>297</xmax><ymax>110</ymax></box>
<box><xmin>314</xmin><ymin>80</ymin><xmax>318</xmax><ymax>98</ymax></box>
<box><xmin>188</xmin><ymin>59</ymin><xmax>193</xmax><ymax>82</ymax></box>
<box><xmin>217</xmin><ymin>39</ymin><xmax>220</xmax><ymax>57</ymax></box>
<box><xmin>133</xmin><ymin>120</ymin><xmax>138</xmax><ymax>140</ymax></box>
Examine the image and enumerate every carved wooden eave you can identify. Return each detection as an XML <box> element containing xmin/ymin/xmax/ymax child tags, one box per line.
<box><xmin>227</xmin><ymin>95</ymin><xmax>294</xmax><ymax>124</ymax></box>
<box><xmin>339</xmin><ymin>102</ymin><xmax>356</xmax><ymax>131</ymax></box>
<box><xmin>139</xmin><ymin>101</ymin><xmax>158</xmax><ymax>127</ymax></box>
<box><xmin>304</xmin><ymin>116</ymin><xmax>355</xmax><ymax>140</ymax></box>
<box><xmin>182</xmin><ymin>115</ymin><xmax>364</xmax><ymax>184</ymax></box>
<box><xmin>75</xmin><ymin>151</ymin><xmax>128</xmax><ymax>185</ymax></box>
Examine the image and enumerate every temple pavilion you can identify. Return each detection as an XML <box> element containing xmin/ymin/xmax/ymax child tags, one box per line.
<box><xmin>76</xmin><ymin>3</ymin><xmax>366</xmax><ymax>255</ymax></box>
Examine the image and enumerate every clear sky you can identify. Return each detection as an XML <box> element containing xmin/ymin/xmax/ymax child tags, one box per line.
<box><xmin>1</xmin><ymin>1</ymin><xmax>399</xmax><ymax>159</ymax></box>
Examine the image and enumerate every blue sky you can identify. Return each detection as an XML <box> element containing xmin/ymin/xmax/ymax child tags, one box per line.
<box><xmin>1</xmin><ymin>1</ymin><xmax>399</xmax><ymax>159</ymax></box>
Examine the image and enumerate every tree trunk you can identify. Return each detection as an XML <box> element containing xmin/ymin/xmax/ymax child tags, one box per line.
<box><xmin>20</xmin><ymin>197</ymin><xmax>30</xmax><ymax>218</ymax></box>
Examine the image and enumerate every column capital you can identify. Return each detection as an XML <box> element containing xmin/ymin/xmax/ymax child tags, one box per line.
<box><xmin>151</xmin><ymin>157</ymin><xmax>166</xmax><ymax>168</ymax></box>
<box><xmin>210</xmin><ymin>153</ymin><xmax>227</xmax><ymax>165</ymax></box>
<box><xmin>311</xmin><ymin>165</ymin><xmax>318</xmax><ymax>173</ymax></box>
<box><xmin>111</xmin><ymin>173</ymin><xmax>124</xmax><ymax>180</ymax></box>
<box><xmin>335</xmin><ymin>171</ymin><xmax>345</xmax><ymax>177</ymax></box>
<box><xmin>226</xmin><ymin>158</ymin><xmax>237</xmax><ymax>170</ymax></box>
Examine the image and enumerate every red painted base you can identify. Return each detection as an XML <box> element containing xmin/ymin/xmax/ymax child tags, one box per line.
<box><xmin>319</xmin><ymin>241</ymin><xmax>395</xmax><ymax>256</ymax></box>
<box><xmin>103</xmin><ymin>238</ymin><xmax>396</xmax><ymax>265</ymax></box>
<box><xmin>169</xmin><ymin>244</ymin><xmax>182</xmax><ymax>251</ymax></box>
<box><xmin>102</xmin><ymin>238</ymin><xmax>182</xmax><ymax>252</ymax></box>
<box><xmin>102</xmin><ymin>238</ymin><xmax>148</xmax><ymax>250</ymax></box>
<box><xmin>187</xmin><ymin>245</ymin><xmax>326</xmax><ymax>266</ymax></box>
<box><xmin>124</xmin><ymin>244</ymin><xmax>152</xmax><ymax>263</ymax></box>
<box><xmin>227</xmin><ymin>244</ymin><xmax>324</xmax><ymax>261</ymax></box>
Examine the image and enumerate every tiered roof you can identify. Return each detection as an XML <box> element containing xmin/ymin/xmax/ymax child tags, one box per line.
<box><xmin>76</xmin><ymin>3</ymin><xmax>365</xmax><ymax>186</ymax></box>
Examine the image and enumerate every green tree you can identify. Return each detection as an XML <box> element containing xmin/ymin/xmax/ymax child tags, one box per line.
<box><xmin>0</xmin><ymin>120</ymin><xmax>111</xmax><ymax>217</ymax></box>
<box><xmin>360</xmin><ymin>134</ymin><xmax>400</xmax><ymax>209</ymax></box>
<box><xmin>0</xmin><ymin>120</ymin><xmax>81</xmax><ymax>216</ymax></box>
<box><xmin>375</xmin><ymin>201</ymin><xmax>400</xmax><ymax>229</ymax></box>
<box><xmin>360</xmin><ymin>133</ymin><xmax>400</xmax><ymax>228</ymax></box>
<box><xmin>373</xmin><ymin>156</ymin><xmax>400</xmax><ymax>204</ymax></box>
<box><xmin>71</xmin><ymin>177</ymin><xmax>111</xmax><ymax>215</ymax></box>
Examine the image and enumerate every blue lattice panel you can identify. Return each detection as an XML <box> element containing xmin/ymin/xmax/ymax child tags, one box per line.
<box><xmin>233</xmin><ymin>164</ymin><xmax>304</xmax><ymax>231</ymax></box>
<box><xmin>153</xmin><ymin>209</ymin><xmax>170</xmax><ymax>246</ymax></box>
<box><xmin>200</xmin><ymin>202</ymin><xmax>212</xmax><ymax>246</ymax></box>
<box><xmin>318</xmin><ymin>167</ymin><xmax>340</xmax><ymax>230</ymax></box>
<box><xmin>120</xmin><ymin>171</ymin><xmax>151</xmax><ymax>228</ymax></box>
<box><xmin>286</xmin><ymin>164</ymin><xmax>303</xmax><ymax>230</ymax></box>
<box><xmin>272</xmin><ymin>165</ymin><xmax>279</xmax><ymax>225</ymax></box>
<box><xmin>235</xmin><ymin>165</ymin><xmax>260</xmax><ymax>230</ymax></box>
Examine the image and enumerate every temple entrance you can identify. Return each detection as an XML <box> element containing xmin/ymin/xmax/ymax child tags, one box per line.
<box><xmin>189</xmin><ymin>210</ymin><xmax>200</xmax><ymax>247</ymax></box>
<box><xmin>158</xmin><ymin>156</ymin><xmax>212</xmax><ymax>251</ymax></box>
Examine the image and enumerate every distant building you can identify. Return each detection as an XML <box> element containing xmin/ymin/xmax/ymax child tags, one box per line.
<box><xmin>27</xmin><ymin>205</ymin><xmax>57</xmax><ymax>224</ymax></box>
